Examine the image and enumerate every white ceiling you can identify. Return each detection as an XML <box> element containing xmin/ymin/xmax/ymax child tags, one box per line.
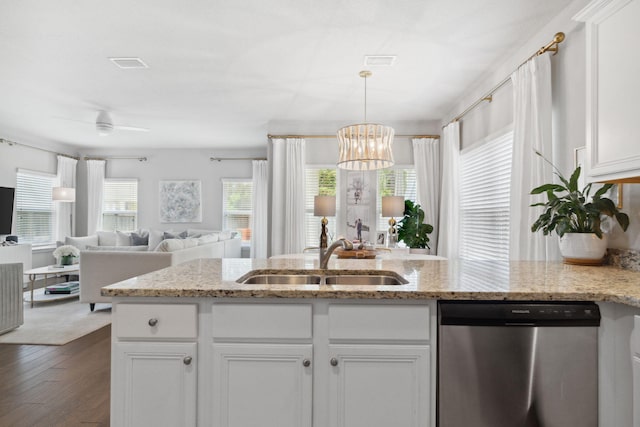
<box><xmin>0</xmin><ymin>0</ymin><xmax>573</xmax><ymax>150</ymax></box>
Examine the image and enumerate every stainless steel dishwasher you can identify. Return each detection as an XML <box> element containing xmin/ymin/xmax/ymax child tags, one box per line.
<box><xmin>438</xmin><ymin>301</ymin><xmax>600</xmax><ymax>427</ymax></box>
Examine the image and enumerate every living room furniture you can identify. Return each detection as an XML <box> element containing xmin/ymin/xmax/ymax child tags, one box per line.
<box><xmin>0</xmin><ymin>263</ymin><xmax>23</xmax><ymax>335</ymax></box>
<box><xmin>80</xmin><ymin>237</ymin><xmax>241</xmax><ymax>311</ymax></box>
<box><xmin>0</xmin><ymin>243</ymin><xmax>32</xmax><ymax>287</ymax></box>
<box><xmin>25</xmin><ymin>264</ymin><xmax>80</xmax><ymax>308</ymax></box>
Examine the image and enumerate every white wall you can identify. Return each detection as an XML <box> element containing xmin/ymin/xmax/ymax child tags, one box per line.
<box><xmin>442</xmin><ymin>0</ymin><xmax>640</xmax><ymax>251</ymax></box>
<box><xmin>76</xmin><ymin>147</ymin><xmax>267</xmax><ymax>236</ymax></box>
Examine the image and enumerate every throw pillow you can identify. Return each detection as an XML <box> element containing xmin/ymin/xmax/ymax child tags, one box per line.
<box><xmin>197</xmin><ymin>233</ymin><xmax>219</xmax><ymax>245</ymax></box>
<box><xmin>182</xmin><ymin>238</ymin><xmax>198</xmax><ymax>249</ymax></box>
<box><xmin>187</xmin><ymin>228</ymin><xmax>217</xmax><ymax>237</ymax></box>
<box><xmin>130</xmin><ymin>231</ymin><xmax>149</xmax><ymax>246</ymax></box>
<box><xmin>116</xmin><ymin>231</ymin><xmax>132</xmax><ymax>246</ymax></box>
<box><xmin>97</xmin><ymin>231</ymin><xmax>117</xmax><ymax>246</ymax></box>
<box><xmin>65</xmin><ymin>235</ymin><xmax>99</xmax><ymax>250</ymax></box>
<box><xmin>154</xmin><ymin>238</ymin><xmax>185</xmax><ymax>252</ymax></box>
<box><xmin>163</xmin><ymin>230</ymin><xmax>189</xmax><ymax>240</ymax></box>
<box><xmin>148</xmin><ymin>229</ymin><xmax>170</xmax><ymax>251</ymax></box>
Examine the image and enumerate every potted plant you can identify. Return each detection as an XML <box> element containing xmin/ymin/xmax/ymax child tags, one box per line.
<box><xmin>530</xmin><ymin>152</ymin><xmax>629</xmax><ymax>264</ymax></box>
<box><xmin>53</xmin><ymin>244</ymin><xmax>80</xmax><ymax>266</ymax></box>
<box><xmin>397</xmin><ymin>200</ymin><xmax>434</xmax><ymax>254</ymax></box>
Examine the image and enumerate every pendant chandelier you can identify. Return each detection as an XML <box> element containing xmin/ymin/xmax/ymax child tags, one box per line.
<box><xmin>337</xmin><ymin>70</ymin><xmax>395</xmax><ymax>171</ymax></box>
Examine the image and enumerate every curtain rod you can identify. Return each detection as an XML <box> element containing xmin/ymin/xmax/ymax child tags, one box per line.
<box><xmin>84</xmin><ymin>156</ymin><xmax>148</xmax><ymax>162</ymax></box>
<box><xmin>446</xmin><ymin>32</ymin><xmax>566</xmax><ymax>127</ymax></box>
<box><xmin>267</xmin><ymin>134</ymin><xmax>440</xmax><ymax>139</ymax></box>
<box><xmin>0</xmin><ymin>137</ymin><xmax>79</xmax><ymax>160</ymax></box>
<box><xmin>210</xmin><ymin>156</ymin><xmax>267</xmax><ymax>162</ymax></box>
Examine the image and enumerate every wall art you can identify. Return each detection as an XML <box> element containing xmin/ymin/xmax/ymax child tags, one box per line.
<box><xmin>159</xmin><ymin>180</ymin><xmax>202</xmax><ymax>223</ymax></box>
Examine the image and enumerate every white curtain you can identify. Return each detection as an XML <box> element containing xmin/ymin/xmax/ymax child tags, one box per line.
<box><xmin>412</xmin><ymin>137</ymin><xmax>440</xmax><ymax>254</ymax></box>
<box><xmin>86</xmin><ymin>159</ymin><xmax>106</xmax><ymax>235</ymax></box>
<box><xmin>271</xmin><ymin>138</ymin><xmax>306</xmax><ymax>255</ymax></box>
<box><xmin>55</xmin><ymin>155</ymin><xmax>78</xmax><ymax>239</ymax></box>
<box><xmin>510</xmin><ymin>54</ymin><xmax>558</xmax><ymax>261</ymax></box>
<box><xmin>251</xmin><ymin>160</ymin><xmax>268</xmax><ymax>259</ymax></box>
<box><xmin>437</xmin><ymin>122</ymin><xmax>460</xmax><ymax>259</ymax></box>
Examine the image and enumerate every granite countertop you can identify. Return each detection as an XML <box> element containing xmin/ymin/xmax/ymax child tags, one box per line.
<box><xmin>101</xmin><ymin>257</ymin><xmax>640</xmax><ymax>307</ymax></box>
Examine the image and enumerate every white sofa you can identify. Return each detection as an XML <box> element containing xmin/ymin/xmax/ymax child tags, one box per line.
<box><xmin>72</xmin><ymin>229</ymin><xmax>241</xmax><ymax>311</ymax></box>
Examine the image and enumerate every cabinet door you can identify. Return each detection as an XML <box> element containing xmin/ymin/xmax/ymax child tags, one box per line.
<box><xmin>328</xmin><ymin>344</ymin><xmax>430</xmax><ymax>427</ymax></box>
<box><xmin>113</xmin><ymin>342</ymin><xmax>197</xmax><ymax>427</ymax></box>
<box><xmin>212</xmin><ymin>343</ymin><xmax>313</xmax><ymax>427</ymax></box>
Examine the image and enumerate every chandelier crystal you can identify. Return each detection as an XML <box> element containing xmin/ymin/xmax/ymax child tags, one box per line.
<box><xmin>337</xmin><ymin>71</ymin><xmax>395</xmax><ymax>171</ymax></box>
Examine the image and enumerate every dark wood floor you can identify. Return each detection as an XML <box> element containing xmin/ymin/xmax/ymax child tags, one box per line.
<box><xmin>0</xmin><ymin>325</ymin><xmax>111</xmax><ymax>426</ymax></box>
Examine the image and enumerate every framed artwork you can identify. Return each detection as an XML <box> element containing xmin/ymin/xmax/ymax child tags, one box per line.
<box><xmin>345</xmin><ymin>171</ymin><xmax>372</xmax><ymax>243</ymax></box>
<box><xmin>159</xmin><ymin>180</ymin><xmax>202</xmax><ymax>223</ymax></box>
<box><xmin>376</xmin><ymin>231</ymin><xmax>386</xmax><ymax>246</ymax></box>
<box><xmin>346</xmin><ymin>172</ymin><xmax>370</xmax><ymax>205</ymax></box>
<box><xmin>346</xmin><ymin>205</ymin><xmax>370</xmax><ymax>243</ymax></box>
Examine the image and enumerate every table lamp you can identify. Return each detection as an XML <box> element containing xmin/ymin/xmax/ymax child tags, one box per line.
<box><xmin>382</xmin><ymin>196</ymin><xmax>404</xmax><ymax>247</ymax></box>
<box><xmin>314</xmin><ymin>195</ymin><xmax>336</xmax><ymax>249</ymax></box>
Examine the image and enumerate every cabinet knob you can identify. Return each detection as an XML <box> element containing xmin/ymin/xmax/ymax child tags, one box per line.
<box><xmin>183</xmin><ymin>356</ymin><xmax>193</xmax><ymax>365</ymax></box>
<box><xmin>148</xmin><ymin>318</ymin><xmax>158</xmax><ymax>327</ymax></box>
<box><xmin>302</xmin><ymin>359</ymin><xmax>311</xmax><ymax>367</ymax></box>
<box><xmin>330</xmin><ymin>357</ymin><xmax>338</xmax><ymax>367</ymax></box>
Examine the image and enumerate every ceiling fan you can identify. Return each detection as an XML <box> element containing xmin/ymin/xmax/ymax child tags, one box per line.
<box><xmin>95</xmin><ymin>111</ymin><xmax>149</xmax><ymax>136</ymax></box>
<box><xmin>56</xmin><ymin>111</ymin><xmax>149</xmax><ymax>136</ymax></box>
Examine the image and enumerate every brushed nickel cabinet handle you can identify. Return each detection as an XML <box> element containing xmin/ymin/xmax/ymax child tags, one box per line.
<box><xmin>148</xmin><ymin>318</ymin><xmax>158</xmax><ymax>327</ymax></box>
<box><xmin>183</xmin><ymin>356</ymin><xmax>193</xmax><ymax>365</ymax></box>
<box><xmin>330</xmin><ymin>357</ymin><xmax>338</xmax><ymax>367</ymax></box>
<box><xmin>303</xmin><ymin>359</ymin><xmax>311</xmax><ymax>367</ymax></box>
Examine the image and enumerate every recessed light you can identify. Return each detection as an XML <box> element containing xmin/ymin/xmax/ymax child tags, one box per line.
<box><xmin>109</xmin><ymin>57</ymin><xmax>149</xmax><ymax>69</ymax></box>
<box><xmin>364</xmin><ymin>55</ymin><xmax>397</xmax><ymax>66</ymax></box>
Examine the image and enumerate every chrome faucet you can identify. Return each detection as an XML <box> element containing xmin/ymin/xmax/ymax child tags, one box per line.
<box><xmin>319</xmin><ymin>237</ymin><xmax>353</xmax><ymax>269</ymax></box>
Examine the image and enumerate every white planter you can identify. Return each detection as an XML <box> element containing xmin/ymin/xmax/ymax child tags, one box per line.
<box><xmin>558</xmin><ymin>233</ymin><xmax>608</xmax><ymax>265</ymax></box>
<box><xmin>409</xmin><ymin>248</ymin><xmax>430</xmax><ymax>255</ymax></box>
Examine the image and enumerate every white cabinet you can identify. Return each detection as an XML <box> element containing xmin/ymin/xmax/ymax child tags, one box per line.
<box><xmin>113</xmin><ymin>342</ymin><xmax>197</xmax><ymax>427</ymax></box>
<box><xmin>575</xmin><ymin>0</ymin><xmax>640</xmax><ymax>182</ymax></box>
<box><xmin>632</xmin><ymin>315</ymin><xmax>640</xmax><ymax>427</ymax></box>
<box><xmin>328</xmin><ymin>344</ymin><xmax>430</xmax><ymax>427</ymax></box>
<box><xmin>111</xmin><ymin>303</ymin><xmax>198</xmax><ymax>427</ymax></box>
<box><xmin>212</xmin><ymin>343</ymin><xmax>313</xmax><ymax>427</ymax></box>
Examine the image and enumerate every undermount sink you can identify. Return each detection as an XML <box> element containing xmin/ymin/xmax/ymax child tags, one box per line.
<box><xmin>237</xmin><ymin>270</ymin><xmax>407</xmax><ymax>286</ymax></box>
<box><xmin>324</xmin><ymin>274</ymin><xmax>407</xmax><ymax>286</ymax></box>
<box><xmin>240</xmin><ymin>274</ymin><xmax>323</xmax><ymax>285</ymax></box>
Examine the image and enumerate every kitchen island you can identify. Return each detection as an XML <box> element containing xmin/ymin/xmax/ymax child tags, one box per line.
<box><xmin>103</xmin><ymin>258</ymin><xmax>640</xmax><ymax>427</ymax></box>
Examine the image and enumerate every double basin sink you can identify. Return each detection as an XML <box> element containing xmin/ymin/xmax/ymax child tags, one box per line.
<box><xmin>237</xmin><ymin>270</ymin><xmax>408</xmax><ymax>286</ymax></box>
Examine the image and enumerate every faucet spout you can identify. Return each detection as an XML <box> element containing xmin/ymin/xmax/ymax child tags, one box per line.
<box><xmin>319</xmin><ymin>238</ymin><xmax>354</xmax><ymax>269</ymax></box>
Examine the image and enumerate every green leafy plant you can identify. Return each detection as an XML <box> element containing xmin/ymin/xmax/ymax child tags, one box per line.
<box><xmin>530</xmin><ymin>152</ymin><xmax>629</xmax><ymax>238</ymax></box>
<box><xmin>397</xmin><ymin>199</ymin><xmax>434</xmax><ymax>249</ymax></box>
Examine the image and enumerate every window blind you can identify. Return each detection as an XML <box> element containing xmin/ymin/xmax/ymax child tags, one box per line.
<box><xmin>305</xmin><ymin>168</ymin><xmax>337</xmax><ymax>248</ymax></box>
<box><xmin>376</xmin><ymin>168</ymin><xmax>417</xmax><ymax>233</ymax></box>
<box><xmin>102</xmin><ymin>179</ymin><xmax>138</xmax><ymax>232</ymax></box>
<box><xmin>222</xmin><ymin>179</ymin><xmax>253</xmax><ymax>241</ymax></box>
<box><xmin>459</xmin><ymin>131</ymin><xmax>513</xmax><ymax>260</ymax></box>
<box><xmin>15</xmin><ymin>169</ymin><xmax>56</xmax><ymax>245</ymax></box>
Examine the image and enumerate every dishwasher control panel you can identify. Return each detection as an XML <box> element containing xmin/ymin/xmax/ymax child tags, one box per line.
<box><xmin>439</xmin><ymin>301</ymin><xmax>601</xmax><ymax>326</ymax></box>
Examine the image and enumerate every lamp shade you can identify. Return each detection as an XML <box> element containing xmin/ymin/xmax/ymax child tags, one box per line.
<box><xmin>337</xmin><ymin>123</ymin><xmax>395</xmax><ymax>171</ymax></box>
<box><xmin>382</xmin><ymin>196</ymin><xmax>404</xmax><ymax>217</ymax></box>
<box><xmin>52</xmin><ymin>187</ymin><xmax>76</xmax><ymax>202</ymax></box>
<box><xmin>314</xmin><ymin>195</ymin><xmax>336</xmax><ymax>217</ymax></box>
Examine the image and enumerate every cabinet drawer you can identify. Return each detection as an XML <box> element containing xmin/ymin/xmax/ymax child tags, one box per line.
<box><xmin>329</xmin><ymin>304</ymin><xmax>430</xmax><ymax>341</ymax></box>
<box><xmin>115</xmin><ymin>303</ymin><xmax>197</xmax><ymax>339</ymax></box>
<box><xmin>212</xmin><ymin>303</ymin><xmax>312</xmax><ymax>339</ymax></box>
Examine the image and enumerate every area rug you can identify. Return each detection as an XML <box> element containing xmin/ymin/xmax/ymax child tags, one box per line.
<box><xmin>0</xmin><ymin>299</ymin><xmax>111</xmax><ymax>345</ymax></box>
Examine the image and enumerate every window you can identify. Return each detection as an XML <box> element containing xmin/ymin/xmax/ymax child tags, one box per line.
<box><xmin>376</xmin><ymin>168</ymin><xmax>417</xmax><ymax>232</ymax></box>
<box><xmin>15</xmin><ymin>169</ymin><xmax>56</xmax><ymax>245</ymax></box>
<box><xmin>102</xmin><ymin>179</ymin><xmax>138</xmax><ymax>232</ymax></box>
<box><xmin>459</xmin><ymin>130</ymin><xmax>513</xmax><ymax>260</ymax></box>
<box><xmin>305</xmin><ymin>168</ymin><xmax>338</xmax><ymax>248</ymax></box>
<box><xmin>222</xmin><ymin>179</ymin><xmax>253</xmax><ymax>242</ymax></box>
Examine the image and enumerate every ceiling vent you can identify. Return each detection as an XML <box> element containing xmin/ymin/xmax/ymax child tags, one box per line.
<box><xmin>109</xmin><ymin>57</ymin><xmax>149</xmax><ymax>69</ymax></box>
<box><xmin>364</xmin><ymin>55</ymin><xmax>397</xmax><ymax>66</ymax></box>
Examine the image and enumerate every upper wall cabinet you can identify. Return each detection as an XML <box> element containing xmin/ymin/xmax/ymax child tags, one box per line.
<box><xmin>575</xmin><ymin>0</ymin><xmax>640</xmax><ymax>182</ymax></box>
